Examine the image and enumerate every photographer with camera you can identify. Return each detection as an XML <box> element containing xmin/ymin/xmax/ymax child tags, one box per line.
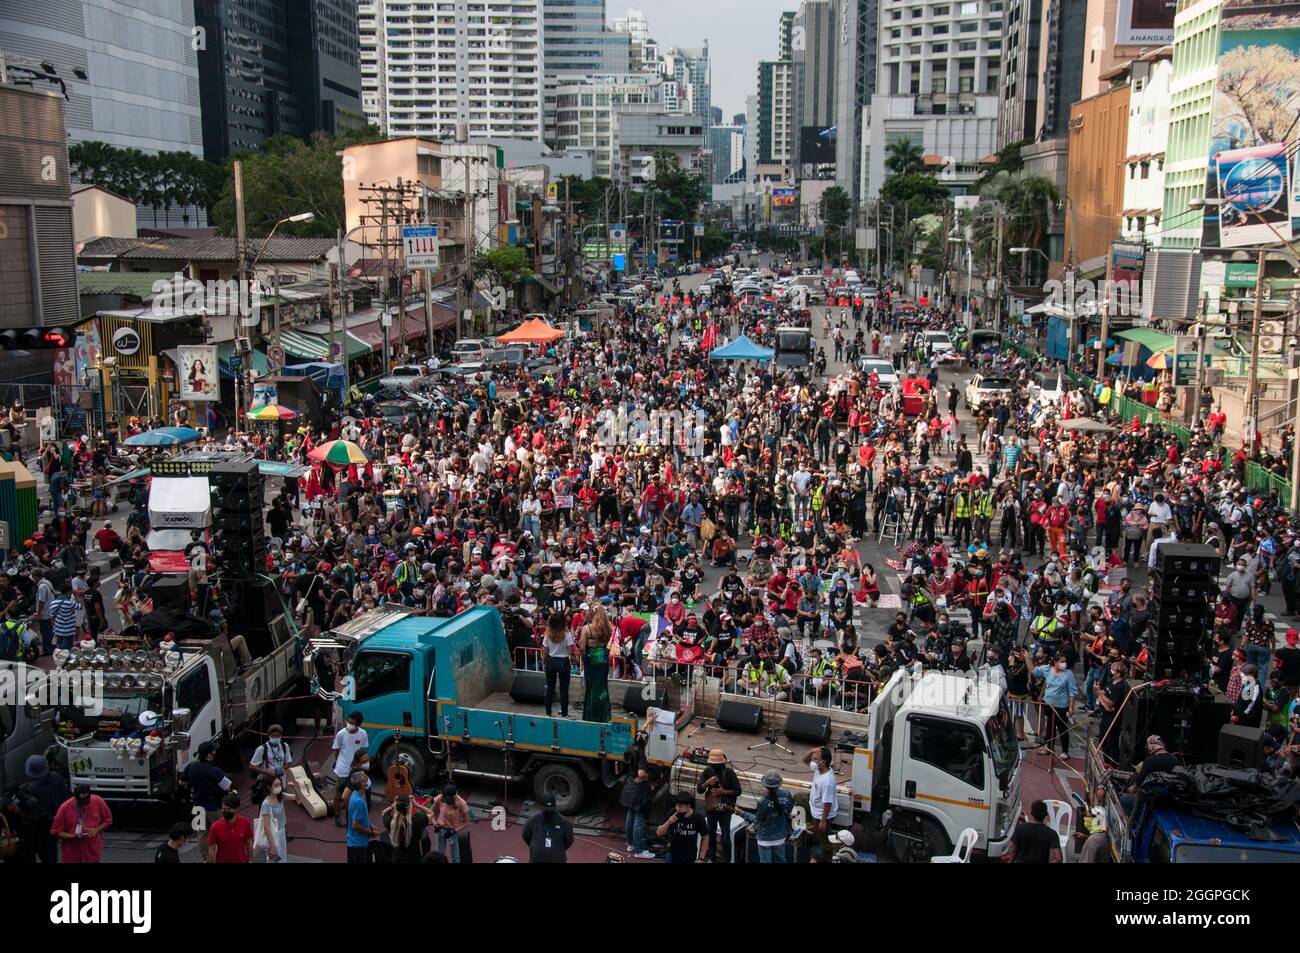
<box><xmin>696</xmin><ymin>749</ymin><xmax>740</xmax><ymax>863</ymax></box>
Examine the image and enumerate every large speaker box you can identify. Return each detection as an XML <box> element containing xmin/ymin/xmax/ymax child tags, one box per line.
<box><xmin>510</xmin><ymin>669</ymin><xmax>548</xmax><ymax>705</ymax></box>
<box><xmin>716</xmin><ymin>698</ymin><xmax>764</xmax><ymax>733</ymax></box>
<box><xmin>1154</xmin><ymin>543</ymin><xmax>1221</xmax><ymax>581</ymax></box>
<box><xmin>623</xmin><ymin>682</ymin><xmax>668</xmax><ymax>715</ymax></box>
<box><xmin>783</xmin><ymin>709</ymin><xmax>832</xmax><ymax>744</ymax></box>
<box><xmin>1116</xmin><ymin>681</ymin><xmax>1229</xmax><ymax>770</ymax></box>
<box><xmin>1217</xmin><ymin>723</ymin><xmax>1264</xmax><ymax>770</ymax></box>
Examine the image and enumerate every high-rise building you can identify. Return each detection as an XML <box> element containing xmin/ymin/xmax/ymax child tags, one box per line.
<box><xmin>611</xmin><ymin>6</ymin><xmax>654</xmax><ymax>68</ymax></box>
<box><xmin>834</xmin><ymin>0</ymin><xmax>880</xmax><ymax>202</ymax></box>
<box><xmin>554</xmin><ymin>73</ymin><xmax>663</xmax><ymax>178</ymax></box>
<box><xmin>709</xmin><ymin>123</ymin><xmax>747</xmax><ymax>182</ymax></box>
<box><xmin>195</xmin><ymin>0</ymin><xmax>364</xmax><ymax>162</ymax></box>
<box><xmin>660</xmin><ymin>45</ymin><xmax>710</xmax><ymax>117</ymax></box>
<box><xmin>0</xmin><ymin>0</ymin><xmax>203</xmax><ymax>156</ymax></box>
<box><xmin>756</xmin><ymin>59</ymin><xmax>795</xmax><ymax>170</ymax></box>
<box><xmin>358</xmin><ymin>0</ymin><xmax>544</xmax><ymax>141</ymax></box>
<box><xmin>997</xmin><ymin>0</ymin><xmax>1086</xmax><ymax>151</ymax></box>
<box><xmin>779</xmin><ymin>10</ymin><xmax>798</xmax><ymax>58</ymax></box>
<box><xmin>792</xmin><ymin>0</ymin><xmax>838</xmax><ymax>176</ymax></box>
<box><xmin>863</xmin><ymin>0</ymin><xmax>1004</xmax><ymax>198</ymax></box>
<box><xmin>541</xmin><ymin>0</ymin><xmax>630</xmax><ymax>143</ymax></box>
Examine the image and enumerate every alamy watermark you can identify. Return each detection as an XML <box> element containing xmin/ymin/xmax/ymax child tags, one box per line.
<box><xmin>593</xmin><ymin>406</ymin><xmax>708</xmax><ymax>457</ymax></box>
<box><xmin>0</xmin><ymin>664</ymin><xmax>105</xmax><ymax>715</ymax></box>
<box><xmin>1043</xmin><ymin>275</ymin><xmax>1150</xmax><ymax>319</ymax></box>
<box><xmin>149</xmin><ymin>274</ymin><xmax>268</xmax><ymax>326</ymax></box>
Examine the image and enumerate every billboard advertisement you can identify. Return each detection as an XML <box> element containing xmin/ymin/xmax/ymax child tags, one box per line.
<box><xmin>1114</xmin><ymin>0</ymin><xmax>1175</xmax><ymax>46</ymax></box>
<box><xmin>1201</xmin><ymin>4</ymin><xmax>1300</xmax><ymax>253</ymax></box>
<box><xmin>771</xmin><ymin>187</ymin><xmax>798</xmax><ymax>208</ymax></box>
<box><xmin>799</xmin><ymin>125</ymin><xmax>837</xmax><ymax>165</ymax></box>
<box><xmin>177</xmin><ymin>345</ymin><xmax>220</xmax><ymax>402</ymax></box>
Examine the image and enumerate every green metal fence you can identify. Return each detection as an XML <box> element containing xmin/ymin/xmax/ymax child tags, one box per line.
<box><xmin>1246</xmin><ymin>461</ymin><xmax>1293</xmax><ymax>502</ymax></box>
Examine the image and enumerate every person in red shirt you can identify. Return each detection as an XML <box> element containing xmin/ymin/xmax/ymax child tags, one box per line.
<box><xmin>50</xmin><ymin>785</ymin><xmax>113</xmax><ymax>863</ymax></box>
<box><xmin>208</xmin><ymin>793</ymin><xmax>254</xmax><ymax>863</ymax></box>
<box><xmin>1045</xmin><ymin>501</ymin><xmax>1070</xmax><ymax>557</ymax></box>
<box><xmin>93</xmin><ymin>521</ymin><xmax>122</xmax><ymax>555</ymax></box>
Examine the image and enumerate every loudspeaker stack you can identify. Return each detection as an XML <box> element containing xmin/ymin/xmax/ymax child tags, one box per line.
<box><xmin>1150</xmin><ymin>543</ymin><xmax>1220</xmax><ymax>681</ymax></box>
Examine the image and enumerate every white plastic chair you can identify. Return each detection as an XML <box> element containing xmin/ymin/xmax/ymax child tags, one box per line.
<box><xmin>930</xmin><ymin>827</ymin><xmax>979</xmax><ymax>863</ymax></box>
<box><xmin>1043</xmin><ymin>798</ymin><xmax>1074</xmax><ymax>853</ymax></box>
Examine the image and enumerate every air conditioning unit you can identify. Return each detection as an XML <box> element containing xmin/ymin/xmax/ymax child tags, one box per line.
<box><xmin>1260</xmin><ymin>320</ymin><xmax>1284</xmax><ymax>353</ymax></box>
<box><xmin>1204</xmin><ymin>368</ymin><xmax>1224</xmax><ymax>387</ymax></box>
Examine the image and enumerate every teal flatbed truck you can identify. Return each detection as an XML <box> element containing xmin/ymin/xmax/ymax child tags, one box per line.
<box><xmin>307</xmin><ymin>606</ymin><xmax>644</xmax><ymax>812</ymax></box>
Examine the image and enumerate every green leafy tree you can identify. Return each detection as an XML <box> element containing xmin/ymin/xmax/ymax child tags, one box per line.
<box><xmin>474</xmin><ymin>246</ymin><xmax>532</xmax><ymax>289</ymax></box>
<box><xmin>975</xmin><ymin>139</ymin><xmax>1027</xmax><ymax>191</ymax></box>
<box><xmin>819</xmin><ymin>186</ymin><xmax>851</xmax><ymax>230</ymax></box>
<box><xmin>885</xmin><ymin>137</ymin><xmax>925</xmax><ymax>177</ymax></box>
<box><xmin>879</xmin><ymin>174</ymin><xmax>949</xmax><ymax>221</ymax></box>
<box><xmin>978</xmin><ymin>171</ymin><xmax>1060</xmax><ymax>279</ymax></box>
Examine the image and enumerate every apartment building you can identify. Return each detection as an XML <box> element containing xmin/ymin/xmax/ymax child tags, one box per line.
<box><xmin>553</xmin><ymin>73</ymin><xmax>665</xmax><ymax>178</ymax></box>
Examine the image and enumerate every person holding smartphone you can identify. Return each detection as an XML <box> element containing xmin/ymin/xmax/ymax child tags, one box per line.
<box><xmin>50</xmin><ymin>784</ymin><xmax>113</xmax><ymax>864</ymax></box>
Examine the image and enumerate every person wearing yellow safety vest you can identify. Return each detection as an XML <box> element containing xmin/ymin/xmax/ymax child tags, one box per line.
<box><xmin>973</xmin><ymin>486</ymin><xmax>996</xmax><ymax>541</ymax></box>
<box><xmin>951</xmin><ymin>483</ymin><xmax>974</xmax><ymax>547</ymax></box>
<box><xmin>740</xmin><ymin>657</ymin><xmax>791</xmax><ymax>701</ymax></box>
<box><xmin>803</xmin><ymin>647</ymin><xmax>834</xmax><ymax>705</ymax></box>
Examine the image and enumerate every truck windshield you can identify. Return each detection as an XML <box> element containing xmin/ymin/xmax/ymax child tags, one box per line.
<box><xmin>57</xmin><ymin>691</ymin><xmax>163</xmax><ymax>739</ymax></box>
<box><xmin>986</xmin><ymin>703</ymin><xmax>1020</xmax><ymax>787</ymax></box>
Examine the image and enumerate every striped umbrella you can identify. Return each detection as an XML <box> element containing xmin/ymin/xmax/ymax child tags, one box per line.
<box><xmin>308</xmin><ymin>439</ymin><xmax>369</xmax><ymax>465</ymax></box>
<box><xmin>246</xmin><ymin>404</ymin><xmax>298</xmax><ymax>420</ymax></box>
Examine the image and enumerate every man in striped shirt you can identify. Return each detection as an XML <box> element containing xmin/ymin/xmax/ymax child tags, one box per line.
<box><xmin>48</xmin><ymin>582</ymin><xmax>82</xmax><ymax>650</ymax></box>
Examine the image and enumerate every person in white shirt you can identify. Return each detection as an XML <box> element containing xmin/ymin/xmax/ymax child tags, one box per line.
<box><xmin>332</xmin><ymin>712</ymin><xmax>369</xmax><ymax>782</ymax></box>
<box><xmin>1145</xmin><ymin>493</ymin><xmax>1173</xmax><ymax>555</ymax></box>
<box><xmin>803</xmin><ymin>746</ymin><xmax>837</xmax><ymax>834</ymax></box>
<box><xmin>1148</xmin><ymin>528</ymin><xmax>1178</xmax><ymax>571</ymax></box>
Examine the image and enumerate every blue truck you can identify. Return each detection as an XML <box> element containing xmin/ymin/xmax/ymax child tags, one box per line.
<box><xmin>1086</xmin><ymin>741</ymin><xmax>1300</xmax><ymax>863</ymax></box>
<box><xmin>307</xmin><ymin>606</ymin><xmax>646</xmax><ymax>812</ymax></box>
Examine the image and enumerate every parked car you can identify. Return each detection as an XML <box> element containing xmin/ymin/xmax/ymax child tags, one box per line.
<box><xmin>921</xmin><ymin>330</ymin><xmax>955</xmax><ymax>357</ymax></box>
<box><xmin>859</xmin><ymin>357</ymin><xmax>900</xmax><ymax>387</ymax></box>
<box><xmin>450</xmin><ymin>338</ymin><xmax>494</xmax><ymax>363</ymax></box>
<box><xmin>1029</xmin><ymin>370</ymin><xmax>1067</xmax><ymax>406</ymax></box>
<box><xmin>964</xmin><ymin>374</ymin><xmax>1014</xmax><ymax>412</ymax></box>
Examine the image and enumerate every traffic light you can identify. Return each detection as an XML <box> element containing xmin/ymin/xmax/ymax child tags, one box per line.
<box><xmin>0</xmin><ymin>327</ymin><xmax>70</xmax><ymax>349</ymax></box>
<box><xmin>210</xmin><ymin>459</ymin><xmax>267</xmax><ymax>578</ymax></box>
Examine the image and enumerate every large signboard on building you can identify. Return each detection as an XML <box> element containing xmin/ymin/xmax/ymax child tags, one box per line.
<box><xmin>1200</xmin><ymin>4</ymin><xmax>1300</xmax><ymax>253</ymax></box>
<box><xmin>1115</xmin><ymin>0</ymin><xmax>1176</xmax><ymax>46</ymax></box>
<box><xmin>799</xmin><ymin>126</ymin><xmax>837</xmax><ymax>165</ymax></box>
<box><xmin>771</xmin><ymin>187</ymin><xmax>798</xmax><ymax>208</ymax></box>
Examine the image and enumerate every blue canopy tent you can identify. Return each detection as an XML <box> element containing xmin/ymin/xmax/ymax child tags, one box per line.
<box><xmin>708</xmin><ymin>335</ymin><xmax>774</xmax><ymax>361</ymax></box>
<box><xmin>281</xmin><ymin>362</ymin><xmax>346</xmax><ymax>401</ymax></box>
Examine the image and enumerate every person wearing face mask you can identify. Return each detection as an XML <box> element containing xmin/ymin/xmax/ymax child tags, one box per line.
<box><xmin>1031</xmin><ymin>654</ymin><xmax>1079</xmax><ymax>758</ymax></box>
<box><xmin>522</xmin><ymin>794</ymin><xmax>574</xmax><ymax>863</ymax></box>
<box><xmin>207</xmin><ymin>792</ymin><xmax>253</xmax><ymax>864</ymax></box>
<box><xmin>331</xmin><ymin>710</ymin><xmax>369</xmax><ymax>790</ymax></box>
<box><xmin>256</xmin><ymin>776</ymin><xmax>288</xmax><ymax>863</ymax></box>
<box><xmin>249</xmin><ymin>723</ymin><xmax>294</xmax><ymax>791</ymax></box>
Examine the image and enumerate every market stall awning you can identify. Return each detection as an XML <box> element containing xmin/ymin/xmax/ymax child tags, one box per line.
<box><xmin>402</xmin><ymin>314</ymin><xmax>427</xmax><ymax>341</ymax></box>
<box><xmin>497</xmin><ymin>318</ymin><xmax>564</xmax><ymax>343</ymax></box>
<box><xmin>348</xmin><ymin>320</ymin><xmax>385</xmax><ymax>351</ymax></box>
<box><xmin>217</xmin><ymin>342</ymin><xmax>268</xmax><ymax>378</ymax></box>
<box><xmin>148</xmin><ymin>476</ymin><xmax>211</xmax><ymax>530</ymax></box>
<box><xmin>708</xmin><ymin>335</ymin><xmax>774</xmax><ymax>361</ymax></box>
<box><xmin>279</xmin><ymin>329</ymin><xmax>331</xmax><ymax>361</ymax></box>
<box><xmin>1115</xmin><ymin>327</ymin><xmax>1175</xmax><ymax>352</ymax></box>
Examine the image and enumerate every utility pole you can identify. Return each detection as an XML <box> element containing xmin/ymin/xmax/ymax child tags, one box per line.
<box><xmin>334</xmin><ymin>228</ymin><xmax>347</xmax><ymax>392</ymax></box>
<box><xmin>993</xmin><ymin>204</ymin><xmax>1004</xmax><ymax>331</ymax></box>
<box><xmin>1245</xmin><ymin>247</ymin><xmax>1266</xmax><ymax>451</ymax></box>
<box><xmin>1097</xmin><ymin>241</ymin><xmax>1114</xmax><ymax>377</ymax></box>
<box><xmin>234</xmin><ymin>159</ymin><xmax>249</xmax><ymax>433</ymax></box>
<box><xmin>1187</xmin><ymin>294</ymin><xmax>1208</xmax><ymax>427</ymax></box>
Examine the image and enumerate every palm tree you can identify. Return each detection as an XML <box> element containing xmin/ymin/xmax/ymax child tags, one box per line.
<box><xmin>979</xmin><ymin>170</ymin><xmax>1060</xmax><ymax>281</ymax></box>
<box><xmin>885</xmin><ymin>137</ymin><xmax>925</xmax><ymax>177</ymax></box>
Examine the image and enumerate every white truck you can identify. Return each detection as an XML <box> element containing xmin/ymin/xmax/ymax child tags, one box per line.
<box><xmin>672</xmin><ymin>668</ymin><xmax>1021</xmax><ymax>861</ymax></box>
<box><xmin>46</xmin><ymin>615</ymin><xmax>305</xmax><ymax>803</ymax></box>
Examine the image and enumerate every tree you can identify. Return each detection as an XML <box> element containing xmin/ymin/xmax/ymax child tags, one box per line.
<box><xmin>879</xmin><ymin>173</ymin><xmax>949</xmax><ymax>221</ymax></box>
<box><xmin>974</xmin><ymin>139</ymin><xmax>1027</xmax><ymax>191</ymax></box>
<box><xmin>1216</xmin><ymin>44</ymin><xmax>1300</xmax><ymax>148</ymax></box>
<box><xmin>474</xmin><ymin>246</ymin><xmax>532</xmax><ymax>289</ymax></box>
<box><xmin>977</xmin><ymin>171</ymin><xmax>1060</xmax><ymax>281</ymax></box>
<box><xmin>819</xmin><ymin>186</ymin><xmax>850</xmax><ymax>231</ymax></box>
<box><xmin>885</xmin><ymin>137</ymin><xmax>925</xmax><ymax>177</ymax></box>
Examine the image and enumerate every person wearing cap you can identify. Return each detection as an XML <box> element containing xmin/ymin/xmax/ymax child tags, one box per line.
<box><xmin>696</xmin><ymin>749</ymin><xmax>740</xmax><ymax>863</ymax></box>
<box><xmin>18</xmin><ymin>753</ymin><xmax>66</xmax><ymax>864</ymax></box>
<box><xmin>431</xmin><ymin>783</ymin><xmax>471</xmax><ymax>862</ymax></box>
<box><xmin>1223</xmin><ymin>557</ymin><xmax>1256</xmax><ymax>631</ymax></box>
<box><xmin>730</xmin><ymin>769</ymin><xmax>795</xmax><ymax>863</ymax></box>
<box><xmin>522</xmin><ymin>794</ymin><xmax>574</xmax><ymax>863</ymax></box>
<box><xmin>50</xmin><ymin>783</ymin><xmax>113</xmax><ymax>864</ymax></box>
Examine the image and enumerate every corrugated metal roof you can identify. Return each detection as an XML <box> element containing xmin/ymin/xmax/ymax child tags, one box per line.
<box><xmin>79</xmin><ymin>236</ymin><xmax>337</xmax><ymax>263</ymax></box>
<box><xmin>77</xmin><ymin>271</ymin><xmax>179</xmax><ymax>297</ymax></box>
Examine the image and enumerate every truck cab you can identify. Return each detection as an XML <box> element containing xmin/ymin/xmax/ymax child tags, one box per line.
<box><xmin>0</xmin><ymin>663</ymin><xmax>54</xmax><ymax>792</ymax></box>
<box><xmin>860</xmin><ymin>670</ymin><xmax>1021</xmax><ymax>861</ymax></box>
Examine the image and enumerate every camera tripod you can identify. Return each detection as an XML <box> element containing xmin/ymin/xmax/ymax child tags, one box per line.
<box><xmin>747</xmin><ymin>692</ymin><xmax>793</xmax><ymax>754</ymax></box>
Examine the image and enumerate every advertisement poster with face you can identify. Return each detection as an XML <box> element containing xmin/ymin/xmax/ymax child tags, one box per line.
<box><xmin>177</xmin><ymin>345</ymin><xmax>219</xmax><ymax>401</ymax></box>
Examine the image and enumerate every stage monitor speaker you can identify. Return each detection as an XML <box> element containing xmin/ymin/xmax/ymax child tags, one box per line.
<box><xmin>716</xmin><ymin>698</ymin><xmax>764</xmax><ymax>734</ymax></box>
<box><xmin>622</xmin><ymin>683</ymin><xmax>667</xmax><ymax>715</ymax></box>
<box><xmin>1217</xmin><ymin>723</ymin><xmax>1264</xmax><ymax>770</ymax></box>
<box><xmin>1117</xmin><ymin>681</ymin><xmax>1229</xmax><ymax>770</ymax></box>
<box><xmin>783</xmin><ymin>709</ymin><xmax>832</xmax><ymax>744</ymax></box>
<box><xmin>145</xmin><ymin>575</ymin><xmax>190</xmax><ymax>611</ymax></box>
<box><xmin>509</xmin><ymin>669</ymin><xmax>548</xmax><ymax>705</ymax></box>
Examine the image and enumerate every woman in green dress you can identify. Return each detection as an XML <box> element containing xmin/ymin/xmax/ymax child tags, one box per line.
<box><xmin>579</xmin><ymin>605</ymin><xmax>613</xmax><ymax>723</ymax></box>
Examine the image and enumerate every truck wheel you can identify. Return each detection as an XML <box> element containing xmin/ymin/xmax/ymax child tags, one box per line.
<box><xmin>533</xmin><ymin>763</ymin><xmax>585</xmax><ymax>814</ymax></box>
<box><xmin>911</xmin><ymin>818</ymin><xmax>951</xmax><ymax>863</ymax></box>
<box><xmin>381</xmin><ymin>741</ymin><xmax>430</xmax><ymax>788</ymax></box>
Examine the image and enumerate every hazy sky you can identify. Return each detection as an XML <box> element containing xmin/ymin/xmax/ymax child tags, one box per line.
<box><xmin>611</xmin><ymin>0</ymin><xmax>790</xmax><ymax>121</ymax></box>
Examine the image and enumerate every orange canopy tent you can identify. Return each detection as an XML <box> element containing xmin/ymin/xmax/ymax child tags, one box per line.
<box><xmin>496</xmin><ymin>318</ymin><xmax>564</xmax><ymax>344</ymax></box>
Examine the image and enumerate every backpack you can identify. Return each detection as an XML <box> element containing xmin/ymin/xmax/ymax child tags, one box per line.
<box><xmin>781</xmin><ymin>637</ymin><xmax>803</xmax><ymax>672</ymax></box>
<box><xmin>0</xmin><ymin>620</ymin><xmax>21</xmax><ymax>661</ymax></box>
